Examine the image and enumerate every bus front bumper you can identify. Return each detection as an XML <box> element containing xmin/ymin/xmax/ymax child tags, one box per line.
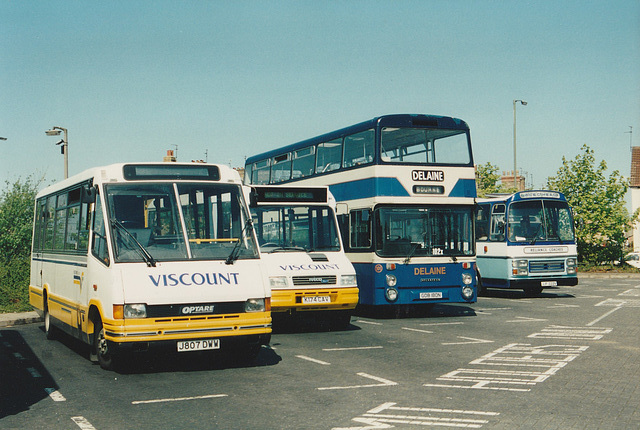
<box><xmin>271</xmin><ymin>287</ymin><xmax>359</xmax><ymax>314</ymax></box>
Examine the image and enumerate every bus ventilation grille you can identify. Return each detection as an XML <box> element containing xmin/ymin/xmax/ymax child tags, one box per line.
<box><xmin>308</xmin><ymin>253</ymin><xmax>329</xmax><ymax>262</ymax></box>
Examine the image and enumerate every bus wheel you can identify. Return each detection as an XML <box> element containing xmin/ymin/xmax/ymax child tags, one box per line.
<box><xmin>44</xmin><ymin>296</ymin><xmax>57</xmax><ymax>340</ymax></box>
<box><xmin>93</xmin><ymin>317</ymin><xmax>115</xmax><ymax>370</ymax></box>
<box><xmin>477</xmin><ymin>273</ymin><xmax>487</xmax><ymax>296</ymax></box>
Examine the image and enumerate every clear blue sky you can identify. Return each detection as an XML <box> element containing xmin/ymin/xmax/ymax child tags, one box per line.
<box><xmin>2</xmin><ymin>1</ymin><xmax>639</xmax><ymax>194</ymax></box>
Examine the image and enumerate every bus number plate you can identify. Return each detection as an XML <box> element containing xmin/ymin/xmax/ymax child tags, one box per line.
<box><xmin>420</xmin><ymin>292</ymin><xmax>443</xmax><ymax>300</ymax></box>
<box><xmin>541</xmin><ymin>281</ymin><xmax>557</xmax><ymax>287</ymax></box>
<box><xmin>303</xmin><ymin>296</ymin><xmax>331</xmax><ymax>304</ymax></box>
<box><xmin>177</xmin><ymin>338</ymin><xmax>220</xmax><ymax>352</ymax></box>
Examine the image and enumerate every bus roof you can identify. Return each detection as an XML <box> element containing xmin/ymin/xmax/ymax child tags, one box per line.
<box><xmin>245</xmin><ymin>114</ymin><xmax>469</xmax><ymax>165</ymax></box>
<box><xmin>479</xmin><ymin>190</ymin><xmax>568</xmax><ymax>204</ymax></box>
<box><xmin>36</xmin><ymin>162</ymin><xmax>243</xmax><ymax>198</ymax></box>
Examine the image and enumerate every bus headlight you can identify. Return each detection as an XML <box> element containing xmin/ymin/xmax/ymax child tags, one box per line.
<box><xmin>340</xmin><ymin>274</ymin><xmax>357</xmax><ymax>286</ymax></box>
<box><xmin>566</xmin><ymin>258</ymin><xmax>577</xmax><ymax>274</ymax></box>
<box><xmin>385</xmin><ymin>287</ymin><xmax>399</xmax><ymax>302</ymax></box>
<box><xmin>462</xmin><ymin>273</ymin><xmax>473</xmax><ymax>285</ymax></box>
<box><xmin>269</xmin><ymin>276</ymin><xmax>288</xmax><ymax>288</ymax></box>
<box><xmin>386</xmin><ymin>274</ymin><xmax>397</xmax><ymax>287</ymax></box>
<box><xmin>245</xmin><ymin>298</ymin><xmax>266</xmax><ymax>313</ymax></box>
<box><xmin>123</xmin><ymin>304</ymin><xmax>147</xmax><ymax>319</ymax></box>
<box><xmin>512</xmin><ymin>259</ymin><xmax>528</xmax><ymax>276</ymax></box>
<box><xmin>462</xmin><ymin>286</ymin><xmax>474</xmax><ymax>300</ymax></box>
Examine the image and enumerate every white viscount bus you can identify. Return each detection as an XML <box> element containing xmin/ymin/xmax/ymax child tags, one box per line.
<box><xmin>249</xmin><ymin>185</ymin><xmax>358</xmax><ymax>329</ymax></box>
<box><xmin>29</xmin><ymin>163</ymin><xmax>271</xmax><ymax>370</ymax></box>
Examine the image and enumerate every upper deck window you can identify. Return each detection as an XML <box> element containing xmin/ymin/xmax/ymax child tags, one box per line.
<box><xmin>316</xmin><ymin>139</ymin><xmax>342</xmax><ymax>174</ymax></box>
<box><xmin>380</xmin><ymin>127</ymin><xmax>471</xmax><ymax>165</ymax></box>
<box><xmin>343</xmin><ymin>129</ymin><xmax>374</xmax><ymax>168</ymax></box>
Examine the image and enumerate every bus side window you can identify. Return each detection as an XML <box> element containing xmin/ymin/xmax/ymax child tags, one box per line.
<box><xmin>316</xmin><ymin>139</ymin><xmax>342</xmax><ymax>174</ymax></box>
<box><xmin>343</xmin><ymin>129</ymin><xmax>374</xmax><ymax>168</ymax></box>
<box><xmin>350</xmin><ymin>209</ymin><xmax>371</xmax><ymax>249</ymax></box>
<box><xmin>91</xmin><ymin>193</ymin><xmax>110</xmax><ymax>266</ymax></box>
<box><xmin>490</xmin><ymin>204</ymin><xmax>506</xmax><ymax>242</ymax></box>
<box><xmin>475</xmin><ymin>204</ymin><xmax>490</xmax><ymax>241</ymax></box>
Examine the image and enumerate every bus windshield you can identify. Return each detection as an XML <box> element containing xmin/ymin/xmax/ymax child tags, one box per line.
<box><xmin>508</xmin><ymin>200</ymin><xmax>575</xmax><ymax>243</ymax></box>
<box><xmin>380</xmin><ymin>127</ymin><xmax>471</xmax><ymax>165</ymax></box>
<box><xmin>105</xmin><ymin>183</ymin><xmax>258</xmax><ymax>262</ymax></box>
<box><xmin>375</xmin><ymin>206</ymin><xmax>474</xmax><ymax>258</ymax></box>
<box><xmin>252</xmin><ymin>205</ymin><xmax>340</xmax><ymax>253</ymax></box>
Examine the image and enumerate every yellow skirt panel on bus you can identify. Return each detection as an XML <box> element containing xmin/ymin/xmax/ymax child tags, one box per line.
<box><xmin>43</xmin><ymin>291</ymin><xmax>80</xmax><ymax>330</ymax></box>
<box><xmin>100</xmin><ymin>311</ymin><xmax>272</xmax><ymax>344</ymax></box>
<box><xmin>271</xmin><ymin>287</ymin><xmax>359</xmax><ymax>313</ymax></box>
<box><xmin>29</xmin><ymin>285</ymin><xmax>44</xmax><ymax>312</ymax></box>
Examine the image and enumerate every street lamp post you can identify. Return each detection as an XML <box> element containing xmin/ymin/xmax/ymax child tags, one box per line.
<box><xmin>513</xmin><ymin>100</ymin><xmax>527</xmax><ymax>190</ymax></box>
<box><xmin>46</xmin><ymin>126</ymin><xmax>68</xmax><ymax>179</ymax></box>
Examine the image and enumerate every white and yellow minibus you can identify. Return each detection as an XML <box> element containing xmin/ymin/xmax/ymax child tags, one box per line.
<box><xmin>249</xmin><ymin>186</ymin><xmax>358</xmax><ymax>329</ymax></box>
<box><xmin>29</xmin><ymin>163</ymin><xmax>271</xmax><ymax>369</ymax></box>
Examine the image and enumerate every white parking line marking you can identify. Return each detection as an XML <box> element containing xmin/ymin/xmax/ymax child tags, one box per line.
<box><xmin>45</xmin><ymin>388</ymin><xmax>66</xmax><ymax>402</ymax></box>
<box><xmin>401</xmin><ymin>327</ymin><xmax>433</xmax><ymax>334</ymax></box>
<box><xmin>587</xmin><ymin>307</ymin><xmax>621</xmax><ymax>326</ymax></box>
<box><xmin>420</xmin><ymin>322</ymin><xmax>464</xmax><ymax>326</ymax></box>
<box><xmin>323</xmin><ymin>346</ymin><xmax>383</xmax><ymax>352</ymax></box>
<box><xmin>71</xmin><ymin>416</ymin><xmax>97</xmax><ymax>430</ymax></box>
<box><xmin>442</xmin><ymin>337</ymin><xmax>494</xmax><ymax>345</ymax></box>
<box><xmin>620</xmin><ymin>288</ymin><xmax>640</xmax><ymax>296</ymax></box>
<box><xmin>505</xmin><ymin>316</ymin><xmax>547</xmax><ymax>323</ymax></box>
<box><xmin>296</xmin><ymin>355</ymin><xmax>331</xmax><ymax>365</ymax></box>
<box><xmin>425</xmin><ymin>343</ymin><xmax>590</xmax><ymax>392</ymax></box>
<box><xmin>318</xmin><ymin>372</ymin><xmax>397</xmax><ymax>390</ymax></box>
<box><xmin>549</xmin><ymin>304</ymin><xmax>580</xmax><ymax>308</ymax></box>
<box><xmin>334</xmin><ymin>402</ymin><xmax>499</xmax><ymax>429</ymax></box>
<box><xmin>354</xmin><ymin>319</ymin><xmax>383</xmax><ymax>326</ymax></box>
<box><xmin>132</xmin><ymin>394</ymin><xmax>228</xmax><ymax>405</ymax></box>
<box><xmin>528</xmin><ymin>326</ymin><xmax>612</xmax><ymax>340</ymax></box>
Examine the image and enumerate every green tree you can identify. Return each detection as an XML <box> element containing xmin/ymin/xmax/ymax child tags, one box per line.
<box><xmin>547</xmin><ymin>144</ymin><xmax>629</xmax><ymax>265</ymax></box>
<box><xmin>0</xmin><ymin>176</ymin><xmax>42</xmax><ymax>312</ymax></box>
<box><xmin>475</xmin><ymin>162</ymin><xmax>517</xmax><ymax>197</ymax></box>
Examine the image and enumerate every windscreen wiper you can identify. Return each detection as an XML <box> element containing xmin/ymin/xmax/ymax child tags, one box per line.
<box><xmin>403</xmin><ymin>243</ymin><xmax>420</xmax><ymax>265</ymax></box>
<box><xmin>111</xmin><ymin>219</ymin><xmax>157</xmax><ymax>267</ymax></box>
<box><xmin>269</xmin><ymin>246</ymin><xmax>306</xmax><ymax>253</ymax></box>
<box><xmin>226</xmin><ymin>218</ymin><xmax>254</xmax><ymax>265</ymax></box>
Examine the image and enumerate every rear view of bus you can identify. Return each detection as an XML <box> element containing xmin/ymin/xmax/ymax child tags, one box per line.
<box><xmin>250</xmin><ymin>186</ymin><xmax>358</xmax><ymax>329</ymax></box>
<box><xmin>476</xmin><ymin>191</ymin><xmax>578</xmax><ymax>296</ymax></box>
<box><xmin>29</xmin><ymin>163</ymin><xmax>271</xmax><ymax>370</ymax></box>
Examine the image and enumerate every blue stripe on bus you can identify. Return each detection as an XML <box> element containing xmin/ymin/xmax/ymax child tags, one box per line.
<box><xmin>329</xmin><ymin>177</ymin><xmax>410</xmax><ymax>201</ymax></box>
<box><xmin>328</xmin><ymin>177</ymin><xmax>477</xmax><ymax>201</ymax></box>
<box><xmin>449</xmin><ymin>178</ymin><xmax>477</xmax><ymax>198</ymax></box>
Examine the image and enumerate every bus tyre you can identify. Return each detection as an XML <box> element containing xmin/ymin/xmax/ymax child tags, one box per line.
<box><xmin>477</xmin><ymin>273</ymin><xmax>487</xmax><ymax>296</ymax></box>
<box><xmin>93</xmin><ymin>317</ymin><xmax>115</xmax><ymax>370</ymax></box>
<box><xmin>44</xmin><ymin>299</ymin><xmax>57</xmax><ymax>340</ymax></box>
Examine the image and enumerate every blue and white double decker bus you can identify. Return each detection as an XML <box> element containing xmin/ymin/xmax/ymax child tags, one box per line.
<box><xmin>244</xmin><ymin>114</ymin><xmax>476</xmax><ymax>312</ymax></box>
<box><xmin>475</xmin><ymin>190</ymin><xmax>578</xmax><ymax>296</ymax></box>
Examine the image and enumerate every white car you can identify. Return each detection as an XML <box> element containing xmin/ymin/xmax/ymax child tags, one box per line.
<box><xmin>624</xmin><ymin>252</ymin><xmax>640</xmax><ymax>269</ymax></box>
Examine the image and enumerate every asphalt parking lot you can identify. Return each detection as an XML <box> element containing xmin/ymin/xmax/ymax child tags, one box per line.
<box><xmin>1</xmin><ymin>274</ymin><xmax>639</xmax><ymax>429</ymax></box>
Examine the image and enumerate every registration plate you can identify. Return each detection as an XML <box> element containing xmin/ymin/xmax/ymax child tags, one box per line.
<box><xmin>541</xmin><ymin>281</ymin><xmax>558</xmax><ymax>287</ymax></box>
<box><xmin>302</xmin><ymin>295</ymin><xmax>331</xmax><ymax>304</ymax></box>
<box><xmin>420</xmin><ymin>292</ymin><xmax>443</xmax><ymax>300</ymax></box>
<box><xmin>177</xmin><ymin>338</ymin><xmax>220</xmax><ymax>352</ymax></box>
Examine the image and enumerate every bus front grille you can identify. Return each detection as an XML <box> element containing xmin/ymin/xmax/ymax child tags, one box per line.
<box><xmin>292</xmin><ymin>276</ymin><xmax>337</xmax><ymax>286</ymax></box>
<box><xmin>529</xmin><ymin>260</ymin><xmax>565</xmax><ymax>273</ymax></box>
